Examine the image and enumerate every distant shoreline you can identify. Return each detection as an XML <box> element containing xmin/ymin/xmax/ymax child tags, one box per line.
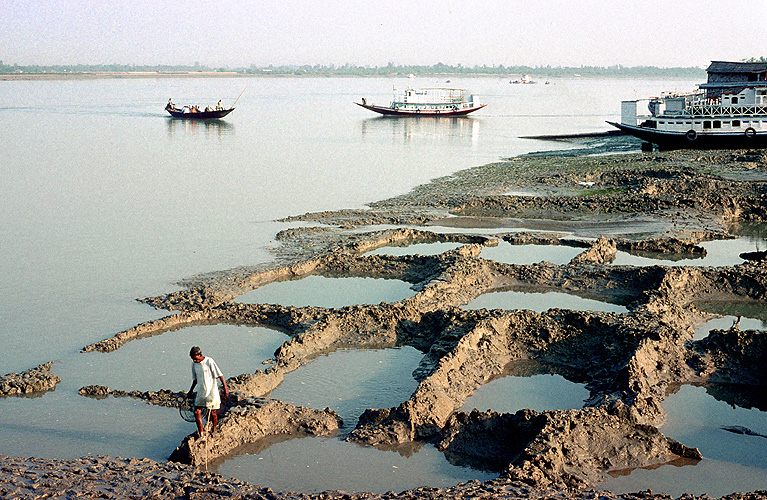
<box><xmin>1</xmin><ymin>71</ymin><xmax>703</xmax><ymax>82</ymax></box>
<box><xmin>0</xmin><ymin>71</ymin><xmax>243</xmax><ymax>81</ymax></box>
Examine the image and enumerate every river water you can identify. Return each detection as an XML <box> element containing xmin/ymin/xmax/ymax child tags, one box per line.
<box><xmin>5</xmin><ymin>75</ymin><xmax>765</xmax><ymax>495</ymax></box>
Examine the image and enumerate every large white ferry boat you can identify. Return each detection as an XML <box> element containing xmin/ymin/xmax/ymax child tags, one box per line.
<box><xmin>356</xmin><ymin>88</ymin><xmax>486</xmax><ymax>116</ymax></box>
<box><xmin>609</xmin><ymin>61</ymin><xmax>767</xmax><ymax>149</ymax></box>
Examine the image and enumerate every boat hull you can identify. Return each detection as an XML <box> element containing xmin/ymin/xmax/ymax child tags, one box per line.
<box><xmin>166</xmin><ymin>108</ymin><xmax>234</xmax><ymax>119</ymax></box>
<box><xmin>607</xmin><ymin>121</ymin><xmax>767</xmax><ymax>149</ymax></box>
<box><xmin>355</xmin><ymin>102</ymin><xmax>486</xmax><ymax>116</ymax></box>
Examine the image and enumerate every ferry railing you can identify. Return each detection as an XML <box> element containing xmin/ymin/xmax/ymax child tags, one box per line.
<box><xmin>684</xmin><ymin>104</ymin><xmax>767</xmax><ymax>118</ymax></box>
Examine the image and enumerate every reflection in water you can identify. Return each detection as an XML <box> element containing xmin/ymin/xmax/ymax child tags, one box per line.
<box><xmin>607</xmin><ymin>456</ymin><xmax>701</xmax><ymax>478</ymax></box>
<box><xmin>692</xmin><ymin>314</ymin><xmax>765</xmax><ymax>340</ymax></box>
<box><xmin>481</xmin><ymin>242</ymin><xmax>583</xmax><ymax>265</ymax></box>
<box><xmin>360</xmin><ymin>115</ymin><xmax>480</xmax><ymax>145</ymax></box>
<box><xmin>459</xmin><ymin>359</ymin><xmax>590</xmax><ymax>414</ymax></box>
<box><xmin>703</xmin><ymin>382</ymin><xmax>767</xmax><ymax>412</ymax></box>
<box><xmin>602</xmin><ymin>383</ymin><xmax>767</xmax><ymax>497</ymax></box>
<box><xmin>730</xmin><ymin>221</ymin><xmax>767</xmax><ymax>240</ymax></box>
<box><xmin>235</xmin><ymin>276</ymin><xmax>415</xmax><ymax>308</ymax></box>
<box><xmin>463</xmin><ymin>288</ymin><xmax>629</xmax><ymax>314</ymax></box>
<box><xmin>366</xmin><ymin>242</ymin><xmax>464</xmax><ymax>256</ymax></box>
<box><xmin>695</xmin><ymin>300</ymin><xmax>767</xmax><ymax>323</ymax></box>
<box><xmin>165</xmin><ymin>117</ymin><xmax>234</xmax><ymax>139</ymax></box>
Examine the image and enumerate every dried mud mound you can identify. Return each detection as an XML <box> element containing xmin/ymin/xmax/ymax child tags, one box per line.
<box><xmin>0</xmin><ymin>362</ymin><xmax>60</xmax><ymax>396</ymax></box>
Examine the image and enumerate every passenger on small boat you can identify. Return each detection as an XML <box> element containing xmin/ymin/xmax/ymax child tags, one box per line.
<box><xmin>166</xmin><ymin>98</ymin><xmax>177</xmax><ymax>111</ymax></box>
<box><xmin>216</xmin><ymin>100</ymin><xmax>223</xmax><ymax>111</ymax></box>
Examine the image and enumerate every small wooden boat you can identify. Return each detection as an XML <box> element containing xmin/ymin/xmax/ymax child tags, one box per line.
<box><xmin>166</xmin><ymin>106</ymin><xmax>234</xmax><ymax>119</ymax></box>
<box><xmin>356</xmin><ymin>88</ymin><xmax>486</xmax><ymax>116</ymax></box>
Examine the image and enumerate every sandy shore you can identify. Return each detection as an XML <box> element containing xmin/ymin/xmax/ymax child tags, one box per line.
<box><xmin>4</xmin><ymin>139</ymin><xmax>767</xmax><ymax>499</ymax></box>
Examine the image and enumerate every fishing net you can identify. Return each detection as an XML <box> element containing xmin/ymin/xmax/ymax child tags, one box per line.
<box><xmin>179</xmin><ymin>393</ymin><xmax>197</xmax><ymax>422</ymax></box>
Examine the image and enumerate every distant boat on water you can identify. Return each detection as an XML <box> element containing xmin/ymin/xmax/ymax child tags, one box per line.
<box><xmin>165</xmin><ymin>105</ymin><xmax>234</xmax><ymax>119</ymax></box>
<box><xmin>510</xmin><ymin>74</ymin><xmax>536</xmax><ymax>84</ymax></box>
<box><xmin>164</xmin><ymin>89</ymin><xmax>244</xmax><ymax>120</ymax></box>
<box><xmin>609</xmin><ymin>61</ymin><xmax>767</xmax><ymax>149</ymax></box>
<box><xmin>356</xmin><ymin>88</ymin><xmax>486</xmax><ymax>116</ymax></box>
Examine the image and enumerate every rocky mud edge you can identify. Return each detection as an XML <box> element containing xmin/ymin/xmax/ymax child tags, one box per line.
<box><xmin>5</xmin><ymin>146</ymin><xmax>767</xmax><ymax>499</ymax></box>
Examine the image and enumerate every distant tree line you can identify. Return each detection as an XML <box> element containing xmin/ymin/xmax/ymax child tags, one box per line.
<box><xmin>0</xmin><ymin>61</ymin><xmax>229</xmax><ymax>74</ymax></box>
<box><xmin>244</xmin><ymin>62</ymin><xmax>707</xmax><ymax>78</ymax></box>
<box><xmin>0</xmin><ymin>60</ymin><xmax>709</xmax><ymax>78</ymax></box>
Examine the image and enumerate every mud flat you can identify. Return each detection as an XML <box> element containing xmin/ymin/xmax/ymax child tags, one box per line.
<box><xmin>5</xmin><ymin>143</ymin><xmax>767</xmax><ymax>499</ymax></box>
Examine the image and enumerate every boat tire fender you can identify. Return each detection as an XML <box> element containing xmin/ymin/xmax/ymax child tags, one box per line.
<box><xmin>686</xmin><ymin>129</ymin><xmax>697</xmax><ymax>141</ymax></box>
<box><xmin>745</xmin><ymin>127</ymin><xmax>756</xmax><ymax>139</ymax></box>
<box><xmin>415</xmin><ymin>109</ymin><xmax>420</xmax><ymax>114</ymax></box>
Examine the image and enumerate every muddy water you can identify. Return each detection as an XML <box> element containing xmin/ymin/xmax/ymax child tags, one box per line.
<box><xmin>693</xmin><ymin>301</ymin><xmax>767</xmax><ymax>340</ymax></box>
<box><xmin>481</xmin><ymin>242</ymin><xmax>583</xmax><ymax>265</ymax></box>
<box><xmin>694</xmin><ymin>315</ymin><xmax>766</xmax><ymax>340</ymax></box>
<box><xmin>366</xmin><ymin>242</ymin><xmax>464</xmax><ymax>256</ymax></box>
<box><xmin>601</xmin><ymin>384</ymin><xmax>767</xmax><ymax>497</ymax></box>
<box><xmin>269</xmin><ymin>347</ymin><xmax>422</xmax><ymax>429</ymax></box>
<box><xmin>463</xmin><ymin>289</ymin><xmax>628</xmax><ymax>314</ymax></box>
<box><xmin>235</xmin><ymin>276</ymin><xmax>416</xmax><ymax>308</ymax></box>
<box><xmin>214</xmin><ymin>347</ymin><xmax>496</xmax><ymax>493</ymax></box>
<box><xmin>613</xmin><ymin>236</ymin><xmax>763</xmax><ymax>267</ymax></box>
<box><xmin>213</xmin><ymin>436</ymin><xmax>495</xmax><ymax>494</ymax></box>
<box><xmin>459</xmin><ymin>361</ymin><xmax>589</xmax><ymax>414</ymax></box>
<box><xmin>0</xmin><ymin>324</ymin><xmax>289</xmax><ymax>460</ymax></box>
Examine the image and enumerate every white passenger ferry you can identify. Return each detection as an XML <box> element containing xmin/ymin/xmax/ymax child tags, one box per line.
<box><xmin>356</xmin><ymin>88</ymin><xmax>486</xmax><ymax>116</ymax></box>
<box><xmin>609</xmin><ymin>61</ymin><xmax>767</xmax><ymax>149</ymax></box>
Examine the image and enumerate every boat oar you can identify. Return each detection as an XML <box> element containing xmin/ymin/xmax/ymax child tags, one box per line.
<box><xmin>230</xmin><ymin>87</ymin><xmax>246</xmax><ymax>109</ymax></box>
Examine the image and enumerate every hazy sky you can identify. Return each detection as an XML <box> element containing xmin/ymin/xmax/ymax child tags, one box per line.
<box><xmin>3</xmin><ymin>0</ymin><xmax>766</xmax><ymax>68</ymax></box>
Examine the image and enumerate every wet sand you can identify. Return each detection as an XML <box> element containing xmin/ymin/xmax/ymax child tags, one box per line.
<box><xmin>4</xmin><ymin>139</ymin><xmax>767</xmax><ymax>499</ymax></box>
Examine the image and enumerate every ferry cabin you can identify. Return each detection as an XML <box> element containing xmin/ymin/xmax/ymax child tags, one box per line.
<box><xmin>618</xmin><ymin>61</ymin><xmax>767</xmax><ymax>145</ymax></box>
<box><xmin>394</xmin><ymin>88</ymin><xmax>480</xmax><ymax>112</ymax></box>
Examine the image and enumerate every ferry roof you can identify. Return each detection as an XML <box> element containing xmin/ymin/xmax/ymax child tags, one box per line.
<box><xmin>706</xmin><ymin>61</ymin><xmax>767</xmax><ymax>74</ymax></box>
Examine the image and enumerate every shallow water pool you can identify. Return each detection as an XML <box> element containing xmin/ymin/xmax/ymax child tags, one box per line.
<box><xmin>366</xmin><ymin>241</ymin><xmax>464</xmax><ymax>256</ymax></box>
<box><xmin>214</xmin><ymin>436</ymin><xmax>495</xmax><ymax>494</ymax></box>
<box><xmin>235</xmin><ymin>275</ymin><xmax>415</xmax><ymax>308</ymax></box>
<box><xmin>480</xmin><ymin>241</ymin><xmax>584</xmax><ymax>265</ymax></box>
<box><xmin>693</xmin><ymin>315</ymin><xmax>766</xmax><ymax>341</ymax></box>
<box><xmin>600</xmin><ymin>384</ymin><xmax>767</xmax><ymax>497</ymax></box>
<box><xmin>463</xmin><ymin>289</ymin><xmax>628</xmax><ymax>314</ymax></box>
<box><xmin>459</xmin><ymin>368</ymin><xmax>589</xmax><ymax>414</ymax></box>
<box><xmin>72</xmin><ymin>324</ymin><xmax>289</xmax><ymax>392</ymax></box>
<box><xmin>612</xmin><ymin>237</ymin><xmax>763</xmax><ymax>267</ymax></box>
<box><xmin>214</xmin><ymin>346</ymin><xmax>498</xmax><ymax>493</ymax></box>
<box><xmin>269</xmin><ymin>347</ymin><xmax>422</xmax><ymax>429</ymax></box>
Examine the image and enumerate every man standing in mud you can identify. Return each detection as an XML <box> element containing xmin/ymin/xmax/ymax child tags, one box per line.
<box><xmin>188</xmin><ymin>346</ymin><xmax>229</xmax><ymax>438</ymax></box>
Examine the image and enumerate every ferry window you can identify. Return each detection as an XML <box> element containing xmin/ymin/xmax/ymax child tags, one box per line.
<box><xmin>713</xmin><ymin>121</ymin><xmax>721</xmax><ymax>128</ymax></box>
<box><xmin>733</xmin><ymin>120</ymin><xmax>741</xmax><ymax>127</ymax></box>
<box><xmin>703</xmin><ymin>121</ymin><xmax>711</xmax><ymax>129</ymax></box>
<box><xmin>732</xmin><ymin>97</ymin><xmax>739</xmax><ymax>104</ymax></box>
<box><xmin>659</xmin><ymin>121</ymin><xmax>665</xmax><ymax>125</ymax></box>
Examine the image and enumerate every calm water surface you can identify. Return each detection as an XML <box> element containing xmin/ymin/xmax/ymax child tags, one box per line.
<box><xmin>7</xmin><ymin>75</ymin><xmax>762</xmax><ymax>494</ymax></box>
<box><xmin>602</xmin><ymin>384</ymin><xmax>767</xmax><ymax>497</ymax></box>
<box><xmin>463</xmin><ymin>289</ymin><xmax>629</xmax><ymax>314</ymax></box>
<box><xmin>235</xmin><ymin>276</ymin><xmax>415</xmax><ymax>308</ymax></box>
